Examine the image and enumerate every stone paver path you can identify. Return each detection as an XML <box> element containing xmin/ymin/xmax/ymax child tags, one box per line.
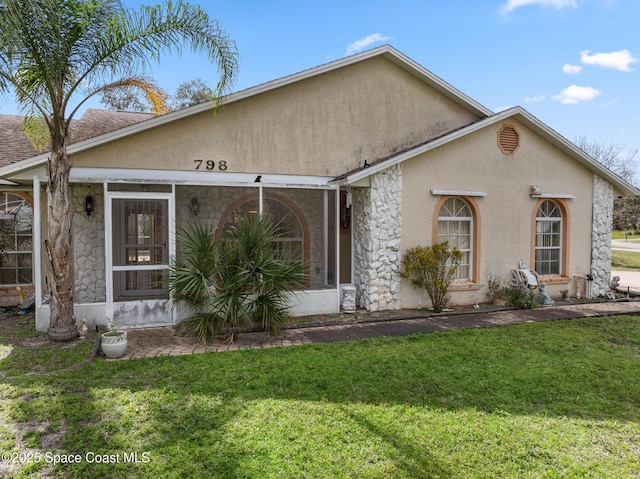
<box><xmin>117</xmin><ymin>300</ymin><xmax>640</xmax><ymax>360</ymax></box>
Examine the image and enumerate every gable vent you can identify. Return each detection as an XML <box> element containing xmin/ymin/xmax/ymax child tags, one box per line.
<box><xmin>498</xmin><ymin>124</ymin><xmax>520</xmax><ymax>155</ymax></box>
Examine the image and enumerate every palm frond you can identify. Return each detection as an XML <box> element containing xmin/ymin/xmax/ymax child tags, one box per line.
<box><xmin>171</xmin><ymin>213</ymin><xmax>307</xmax><ymax>343</ymax></box>
<box><xmin>20</xmin><ymin>115</ymin><xmax>50</xmax><ymax>151</ymax></box>
<box><xmin>179</xmin><ymin>311</ymin><xmax>223</xmax><ymax>344</ymax></box>
<box><xmin>88</xmin><ymin>77</ymin><xmax>170</xmax><ymax>115</ymax></box>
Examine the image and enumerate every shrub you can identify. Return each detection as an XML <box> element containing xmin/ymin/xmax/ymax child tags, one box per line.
<box><xmin>170</xmin><ymin>214</ymin><xmax>306</xmax><ymax>343</ymax></box>
<box><xmin>505</xmin><ymin>287</ymin><xmax>537</xmax><ymax>309</ymax></box>
<box><xmin>401</xmin><ymin>242</ymin><xmax>462</xmax><ymax>313</ymax></box>
<box><xmin>485</xmin><ymin>273</ymin><xmax>506</xmax><ymax>302</ymax></box>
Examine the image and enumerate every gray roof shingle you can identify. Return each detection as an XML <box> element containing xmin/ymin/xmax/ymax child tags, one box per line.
<box><xmin>0</xmin><ymin>109</ymin><xmax>153</xmax><ymax>166</ymax></box>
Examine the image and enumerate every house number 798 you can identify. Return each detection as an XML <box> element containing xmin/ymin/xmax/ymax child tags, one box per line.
<box><xmin>194</xmin><ymin>160</ymin><xmax>228</xmax><ymax>171</ymax></box>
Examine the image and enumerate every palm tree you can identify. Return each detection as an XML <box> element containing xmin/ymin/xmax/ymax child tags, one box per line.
<box><xmin>170</xmin><ymin>214</ymin><xmax>306</xmax><ymax>344</ymax></box>
<box><xmin>0</xmin><ymin>0</ymin><xmax>238</xmax><ymax>341</ymax></box>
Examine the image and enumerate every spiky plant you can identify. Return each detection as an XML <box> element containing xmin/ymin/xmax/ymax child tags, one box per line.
<box><xmin>169</xmin><ymin>220</ymin><xmax>223</xmax><ymax>341</ymax></box>
<box><xmin>170</xmin><ymin>214</ymin><xmax>306</xmax><ymax>343</ymax></box>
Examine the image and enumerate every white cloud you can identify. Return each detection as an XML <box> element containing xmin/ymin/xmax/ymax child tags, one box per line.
<box><xmin>553</xmin><ymin>85</ymin><xmax>601</xmax><ymax>104</ymax></box>
<box><xmin>345</xmin><ymin>34</ymin><xmax>391</xmax><ymax>55</ymax></box>
<box><xmin>525</xmin><ymin>94</ymin><xmax>546</xmax><ymax>103</ymax></box>
<box><xmin>500</xmin><ymin>0</ymin><xmax>577</xmax><ymax>14</ymax></box>
<box><xmin>562</xmin><ymin>63</ymin><xmax>582</xmax><ymax>74</ymax></box>
<box><xmin>580</xmin><ymin>49</ymin><xmax>638</xmax><ymax>71</ymax></box>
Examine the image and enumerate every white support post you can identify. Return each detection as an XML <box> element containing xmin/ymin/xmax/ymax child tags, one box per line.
<box><xmin>104</xmin><ymin>182</ymin><xmax>113</xmax><ymax>322</ymax></box>
<box><xmin>33</xmin><ymin>178</ymin><xmax>42</xmax><ymax>310</ymax></box>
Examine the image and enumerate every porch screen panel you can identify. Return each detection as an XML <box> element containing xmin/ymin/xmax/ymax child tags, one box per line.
<box><xmin>112</xmin><ymin>199</ymin><xmax>169</xmax><ymax>300</ymax></box>
<box><xmin>269</xmin><ymin>188</ymin><xmax>324</xmax><ymax>289</ymax></box>
<box><xmin>225</xmin><ymin>197</ymin><xmax>304</xmax><ymax>261</ymax></box>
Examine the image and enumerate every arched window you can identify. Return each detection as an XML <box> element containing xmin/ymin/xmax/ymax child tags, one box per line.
<box><xmin>437</xmin><ymin>197</ymin><xmax>473</xmax><ymax>281</ymax></box>
<box><xmin>0</xmin><ymin>193</ymin><xmax>33</xmax><ymax>284</ymax></box>
<box><xmin>222</xmin><ymin>197</ymin><xmax>304</xmax><ymax>263</ymax></box>
<box><xmin>534</xmin><ymin>200</ymin><xmax>562</xmax><ymax>275</ymax></box>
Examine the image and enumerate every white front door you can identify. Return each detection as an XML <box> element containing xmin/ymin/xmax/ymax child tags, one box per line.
<box><xmin>106</xmin><ymin>191</ymin><xmax>174</xmax><ymax>327</ymax></box>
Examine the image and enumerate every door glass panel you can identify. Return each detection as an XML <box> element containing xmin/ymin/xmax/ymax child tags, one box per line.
<box><xmin>113</xmin><ymin>198</ymin><xmax>169</xmax><ymax>300</ymax></box>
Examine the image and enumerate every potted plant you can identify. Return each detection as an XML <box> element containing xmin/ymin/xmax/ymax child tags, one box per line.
<box><xmin>100</xmin><ymin>319</ymin><xmax>128</xmax><ymax>359</ymax></box>
<box><xmin>486</xmin><ymin>273</ymin><xmax>508</xmax><ymax>306</ymax></box>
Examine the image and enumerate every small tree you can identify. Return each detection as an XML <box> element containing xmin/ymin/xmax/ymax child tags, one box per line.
<box><xmin>401</xmin><ymin>242</ymin><xmax>462</xmax><ymax>313</ymax></box>
<box><xmin>0</xmin><ymin>219</ymin><xmax>12</xmax><ymax>270</ymax></box>
<box><xmin>100</xmin><ymin>87</ymin><xmax>159</xmax><ymax>112</ymax></box>
<box><xmin>101</xmin><ymin>78</ymin><xmax>214</xmax><ymax>112</ymax></box>
<box><xmin>169</xmin><ymin>78</ymin><xmax>214</xmax><ymax>110</ymax></box>
<box><xmin>170</xmin><ymin>214</ymin><xmax>306</xmax><ymax>344</ymax></box>
<box><xmin>574</xmin><ymin>135</ymin><xmax>639</xmax><ymax>231</ymax></box>
<box><xmin>574</xmin><ymin>135</ymin><xmax>638</xmax><ymax>185</ymax></box>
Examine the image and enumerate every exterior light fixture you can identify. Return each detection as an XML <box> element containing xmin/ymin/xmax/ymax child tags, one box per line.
<box><xmin>84</xmin><ymin>196</ymin><xmax>95</xmax><ymax>217</ymax></box>
<box><xmin>190</xmin><ymin>197</ymin><xmax>200</xmax><ymax>216</ymax></box>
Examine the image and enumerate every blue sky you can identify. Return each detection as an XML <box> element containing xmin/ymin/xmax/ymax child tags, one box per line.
<box><xmin>2</xmin><ymin>0</ymin><xmax>639</xmax><ymax>161</ymax></box>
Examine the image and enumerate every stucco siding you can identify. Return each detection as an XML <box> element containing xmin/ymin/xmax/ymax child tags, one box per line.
<box><xmin>400</xmin><ymin>120</ymin><xmax>595</xmax><ymax>307</ymax></box>
<box><xmin>72</xmin><ymin>57</ymin><xmax>479</xmax><ymax>177</ymax></box>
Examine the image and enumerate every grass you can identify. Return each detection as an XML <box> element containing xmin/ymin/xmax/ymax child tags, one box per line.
<box><xmin>612</xmin><ymin>230</ymin><xmax>640</xmax><ymax>241</ymax></box>
<box><xmin>612</xmin><ymin>230</ymin><xmax>629</xmax><ymax>240</ymax></box>
<box><xmin>612</xmin><ymin>250</ymin><xmax>640</xmax><ymax>270</ymax></box>
<box><xmin>1</xmin><ymin>314</ymin><xmax>640</xmax><ymax>478</ymax></box>
<box><xmin>612</xmin><ymin>230</ymin><xmax>640</xmax><ymax>271</ymax></box>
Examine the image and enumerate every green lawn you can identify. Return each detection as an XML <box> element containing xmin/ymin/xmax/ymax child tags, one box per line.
<box><xmin>612</xmin><ymin>250</ymin><xmax>640</xmax><ymax>270</ymax></box>
<box><xmin>612</xmin><ymin>230</ymin><xmax>640</xmax><ymax>241</ymax></box>
<box><xmin>612</xmin><ymin>230</ymin><xmax>640</xmax><ymax>271</ymax></box>
<box><xmin>1</xmin><ymin>315</ymin><xmax>639</xmax><ymax>478</ymax></box>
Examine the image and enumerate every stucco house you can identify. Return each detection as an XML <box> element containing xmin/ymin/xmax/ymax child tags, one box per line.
<box><xmin>0</xmin><ymin>45</ymin><xmax>637</xmax><ymax>331</ymax></box>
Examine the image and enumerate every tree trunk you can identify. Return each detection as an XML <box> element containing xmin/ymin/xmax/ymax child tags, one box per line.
<box><xmin>46</xmin><ymin>132</ymin><xmax>77</xmax><ymax>341</ymax></box>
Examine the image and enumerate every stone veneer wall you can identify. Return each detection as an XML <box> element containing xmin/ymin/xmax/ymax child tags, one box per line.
<box><xmin>70</xmin><ymin>185</ymin><xmax>329</xmax><ymax>305</ymax></box>
<box><xmin>590</xmin><ymin>174</ymin><xmax>614</xmax><ymax>297</ymax></box>
<box><xmin>73</xmin><ymin>185</ymin><xmax>106</xmax><ymax>303</ymax></box>
<box><xmin>352</xmin><ymin>165</ymin><xmax>402</xmax><ymax>311</ymax></box>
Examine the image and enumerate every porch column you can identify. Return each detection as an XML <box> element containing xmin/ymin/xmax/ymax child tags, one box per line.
<box><xmin>33</xmin><ymin>177</ymin><xmax>42</xmax><ymax>310</ymax></box>
<box><xmin>352</xmin><ymin>165</ymin><xmax>403</xmax><ymax>311</ymax></box>
<box><xmin>591</xmin><ymin>174</ymin><xmax>614</xmax><ymax>297</ymax></box>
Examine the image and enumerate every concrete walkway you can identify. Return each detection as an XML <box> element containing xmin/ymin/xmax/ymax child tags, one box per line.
<box><xmin>119</xmin><ymin>300</ymin><xmax>640</xmax><ymax>360</ymax></box>
<box><xmin>612</xmin><ymin>270</ymin><xmax>640</xmax><ymax>294</ymax></box>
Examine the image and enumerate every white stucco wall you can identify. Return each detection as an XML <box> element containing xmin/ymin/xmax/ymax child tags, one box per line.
<box><xmin>70</xmin><ymin>56</ymin><xmax>479</xmax><ymax>178</ymax></box>
<box><xmin>400</xmin><ymin>120</ymin><xmax>595</xmax><ymax>308</ymax></box>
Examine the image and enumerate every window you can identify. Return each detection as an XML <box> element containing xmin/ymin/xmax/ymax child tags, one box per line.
<box><xmin>222</xmin><ymin>198</ymin><xmax>304</xmax><ymax>263</ymax></box>
<box><xmin>0</xmin><ymin>193</ymin><xmax>33</xmax><ymax>285</ymax></box>
<box><xmin>112</xmin><ymin>198</ymin><xmax>168</xmax><ymax>300</ymax></box>
<box><xmin>437</xmin><ymin>197</ymin><xmax>473</xmax><ymax>281</ymax></box>
<box><xmin>535</xmin><ymin>200</ymin><xmax>562</xmax><ymax>275</ymax></box>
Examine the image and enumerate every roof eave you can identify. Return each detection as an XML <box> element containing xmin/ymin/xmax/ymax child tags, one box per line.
<box><xmin>0</xmin><ymin>45</ymin><xmax>494</xmax><ymax>178</ymax></box>
<box><xmin>335</xmin><ymin>106</ymin><xmax>640</xmax><ymax>197</ymax></box>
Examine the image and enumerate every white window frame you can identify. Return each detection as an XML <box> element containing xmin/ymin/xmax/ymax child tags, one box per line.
<box><xmin>437</xmin><ymin>197</ymin><xmax>473</xmax><ymax>281</ymax></box>
<box><xmin>534</xmin><ymin>200</ymin><xmax>563</xmax><ymax>276</ymax></box>
<box><xmin>0</xmin><ymin>193</ymin><xmax>33</xmax><ymax>285</ymax></box>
